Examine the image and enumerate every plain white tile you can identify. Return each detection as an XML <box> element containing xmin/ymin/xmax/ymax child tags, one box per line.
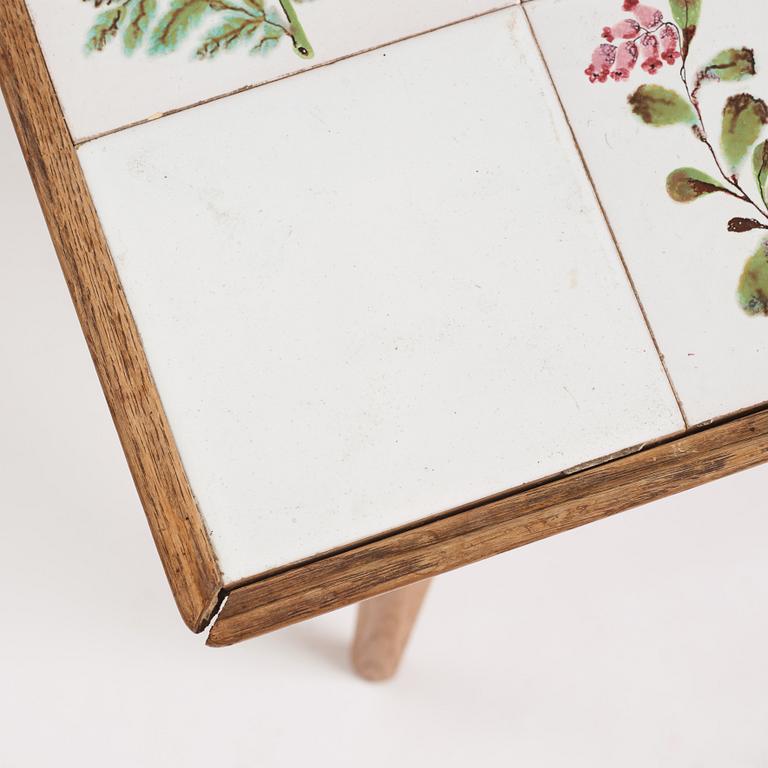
<box><xmin>25</xmin><ymin>0</ymin><xmax>516</xmax><ymax>141</ymax></box>
<box><xmin>77</xmin><ymin>7</ymin><xmax>682</xmax><ymax>582</ymax></box>
<box><xmin>527</xmin><ymin>0</ymin><xmax>768</xmax><ymax>424</ymax></box>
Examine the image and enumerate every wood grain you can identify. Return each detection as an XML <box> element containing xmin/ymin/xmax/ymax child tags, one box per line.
<box><xmin>351</xmin><ymin>580</ymin><xmax>431</xmax><ymax>681</ymax></box>
<box><xmin>0</xmin><ymin>0</ymin><xmax>222</xmax><ymax>632</ymax></box>
<box><xmin>208</xmin><ymin>408</ymin><xmax>768</xmax><ymax>646</ymax></box>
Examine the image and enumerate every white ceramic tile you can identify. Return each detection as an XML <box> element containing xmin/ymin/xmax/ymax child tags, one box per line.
<box><xmin>527</xmin><ymin>0</ymin><xmax>768</xmax><ymax>424</ymax></box>
<box><xmin>77</xmin><ymin>7</ymin><xmax>683</xmax><ymax>583</ymax></box>
<box><xmin>26</xmin><ymin>0</ymin><xmax>516</xmax><ymax>141</ymax></box>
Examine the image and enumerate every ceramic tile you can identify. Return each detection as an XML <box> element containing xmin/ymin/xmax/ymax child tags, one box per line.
<box><xmin>25</xmin><ymin>0</ymin><xmax>516</xmax><ymax>142</ymax></box>
<box><xmin>526</xmin><ymin>0</ymin><xmax>768</xmax><ymax>425</ymax></box>
<box><xmin>77</xmin><ymin>7</ymin><xmax>683</xmax><ymax>583</ymax></box>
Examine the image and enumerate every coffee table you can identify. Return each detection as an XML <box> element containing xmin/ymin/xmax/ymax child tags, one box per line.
<box><xmin>2</xmin><ymin>0</ymin><xmax>766</xmax><ymax>679</ymax></box>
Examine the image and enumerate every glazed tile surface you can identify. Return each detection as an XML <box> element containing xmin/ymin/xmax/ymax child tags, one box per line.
<box><xmin>25</xmin><ymin>0</ymin><xmax>515</xmax><ymax>141</ymax></box>
<box><xmin>526</xmin><ymin>0</ymin><xmax>768</xmax><ymax>424</ymax></box>
<box><xmin>77</xmin><ymin>7</ymin><xmax>683</xmax><ymax>582</ymax></box>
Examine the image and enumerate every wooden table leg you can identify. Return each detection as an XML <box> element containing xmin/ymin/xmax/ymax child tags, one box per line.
<box><xmin>351</xmin><ymin>579</ymin><xmax>431</xmax><ymax>681</ymax></box>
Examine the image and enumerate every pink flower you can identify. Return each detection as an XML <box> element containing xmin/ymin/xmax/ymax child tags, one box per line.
<box><xmin>611</xmin><ymin>41</ymin><xmax>639</xmax><ymax>81</ymax></box>
<box><xmin>639</xmin><ymin>33</ymin><xmax>663</xmax><ymax>74</ymax></box>
<box><xmin>623</xmin><ymin>0</ymin><xmax>663</xmax><ymax>29</ymax></box>
<box><xmin>585</xmin><ymin>43</ymin><xmax>617</xmax><ymax>83</ymax></box>
<box><xmin>659</xmin><ymin>24</ymin><xmax>681</xmax><ymax>65</ymax></box>
<box><xmin>602</xmin><ymin>18</ymin><xmax>641</xmax><ymax>42</ymax></box>
<box><xmin>583</xmin><ymin>2</ymin><xmax>675</xmax><ymax>83</ymax></box>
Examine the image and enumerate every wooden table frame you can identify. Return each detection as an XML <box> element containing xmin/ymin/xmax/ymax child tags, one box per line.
<box><xmin>3</xmin><ymin>0</ymin><xmax>767</xmax><ymax>654</ymax></box>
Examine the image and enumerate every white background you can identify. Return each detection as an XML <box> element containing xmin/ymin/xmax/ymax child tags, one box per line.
<box><xmin>2</xmin><ymin>76</ymin><xmax>768</xmax><ymax>767</ymax></box>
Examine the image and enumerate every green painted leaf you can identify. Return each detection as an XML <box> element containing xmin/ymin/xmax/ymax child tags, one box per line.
<box><xmin>701</xmin><ymin>48</ymin><xmax>756</xmax><ymax>82</ymax></box>
<box><xmin>669</xmin><ymin>0</ymin><xmax>702</xmax><ymax>29</ymax></box>
<box><xmin>252</xmin><ymin>9</ymin><xmax>285</xmax><ymax>55</ymax></box>
<box><xmin>666</xmin><ymin>167</ymin><xmax>727</xmax><ymax>202</ymax></box>
<box><xmin>124</xmin><ymin>0</ymin><xmax>156</xmax><ymax>54</ymax></box>
<box><xmin>721</xmin><ymin>94</ymin><xmax>768</xmax><ymax>170</ymax></box>
<box><xmin>149</xmin><ymin>0</ymin><xmax>210</xmax><ymax>54</ymax></box>
<box><xmin>669</xmin><ymin>0</ymin><xmax>702</xmax><ymax>58</ymax></box>
<box><xmin>628</xmin><ymin>85</ymin><xmax>696</xmax><ymax>127</ymax></box>
<box><xmin>738</xmin><ymin>240</ymin><xmax>768</xmax><ymax>315</ymax></box>
<box><xmin>197</xmin><ymin>15</ymin><xmax>262</xmax><ymax>58</ymax></box>
<box><xmin>753</xmin><ymin>140</ymin><xmax>768</xmax><ymax>204</ymax></box>
<box><xmin>85</xmin><ymin>5</ymin><xmax>127</xmax><ymax>52</ymax></box>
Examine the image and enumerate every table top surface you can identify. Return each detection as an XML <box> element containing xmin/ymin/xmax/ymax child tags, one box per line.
<box><xmin>8</xmin><ymin>0</ymin><xmax>768</xmax><ymax>623</ymax></box>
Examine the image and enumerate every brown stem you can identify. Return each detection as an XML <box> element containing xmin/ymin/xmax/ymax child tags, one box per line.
<box><xmin>211</xmin><ymin>1</ymin><xmax>263</xmax><ymax>19</ymax></box>
<box><xmin>757</xmin><ymin>154</ymin><xmax>768</xmax><ymax>211</ymax></box>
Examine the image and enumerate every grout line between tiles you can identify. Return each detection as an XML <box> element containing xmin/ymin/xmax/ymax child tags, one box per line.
<box><xmin>74</xmin><ymin>2</ymin><xmax>519</xmax><ymax>147</ymax></box>
<box><xmin>69</xmin><ymin>0</ymin><xmax>689</xmax><ymax>430</ymax></box>
<box><xmin>522</xmin><ymin>5</ymin><xmax>690</xmax><ymax>430</ymax></box>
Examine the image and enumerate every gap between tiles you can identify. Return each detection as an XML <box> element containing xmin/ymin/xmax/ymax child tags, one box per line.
<box><xmin>69</xmin><ymin>0</ymin><xmax>692</xmax><ymax>434</ymax></box>
<box><xmin>68</xmin><ymin>0</ymin><xmax>692</xmax><ymax>431</ymax></box>
<box><xmin>520</xmin><ymin>4</ymin><xmax>690</xmax><ymax>430</ymax></box>
<box><xmin>74</xmin><ymin>2</ymin><xmax>519</xmax><ymax>148</ymax></box>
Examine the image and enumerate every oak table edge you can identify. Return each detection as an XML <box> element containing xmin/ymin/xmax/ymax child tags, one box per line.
<box><xmin>207</xmin><ymin>407</ymin><xmax>768</xmax><ymax>646</ymax></box>
<box><xmin>0</xmin><ymin>0</ymin><xmax>223</xmax><ymax>632</ymax></box>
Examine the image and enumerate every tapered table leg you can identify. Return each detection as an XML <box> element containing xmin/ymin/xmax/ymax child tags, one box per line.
<box><xmin>351</xmin><ymin>580</ymin><xmax>431</xmax><ymax>681</ymax></box>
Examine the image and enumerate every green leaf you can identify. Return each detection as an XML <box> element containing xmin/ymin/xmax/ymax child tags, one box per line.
<box><xmin>251</xmin><ymin>8</ymin><xmax>284</xmax><ymax>55</ymax></box>
<box><xmin>196</xmin><ymin>15</ymin><xmax>262</xmax><ymax>58</ymax></box>
<box><xmin>669</xmin><ymin>0</ymin><xmax>702</xmax><ymax>29</ymax></box>
<box><xmin>668</xmin><ymin>0</ymin><xmax>702</xmax><ymax>58</ymax></box>
<box><xmin>753</xmin><ymin>140</ymin><xmax>768</xmax><ymax>204</ymax></box>
<box><xmin>666</xmin><ymin>167</ymin><xmax>727</xmax><ymax>202</ymax></box>
<box><xmin>149</xmin><ymin>0</ymin><xmax>210</xmax><ymax>54</ymax></box>
<box><xmin>85</xmin><ymin>5</ymin><xmax>127</xmax><ymax>52</ymax></box>
<box><xmin>124</xmin><ymin>0</ymin><xmax>156</xmax><ymax>54</ymax></box>
<box><xmin>738</xmin><ymin>240</ymin><xmax>768</xmax><ymax>315</ymax></box>
<box><xmin>628</xmin><ymin>85</ymin><xmax>696</xmax><ymax>127</ymax></box>
<box><xmin>701</xmin><ymin>48</ymin><xmax>756</xmax><ymax>82</ymax></box>
<box><xmin>721</xmin><ymin>94</ymin><xmax>768</xmax><ymax>170</ymax></box>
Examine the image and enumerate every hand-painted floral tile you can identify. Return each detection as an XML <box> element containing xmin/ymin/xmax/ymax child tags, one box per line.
<box><xmin>76</xmin><ymin>7</ymin><xmax>683</xmax><ymax>582</ymax></box>
<box><xmin>526</xmin><ymin>0</ymin><xmax>768</xmax><ymax>425</ymax></box>
<box><xmin>25</xmin><ymin>0</ymin><xmax>515</xmax><ymax>141</ymax></box>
